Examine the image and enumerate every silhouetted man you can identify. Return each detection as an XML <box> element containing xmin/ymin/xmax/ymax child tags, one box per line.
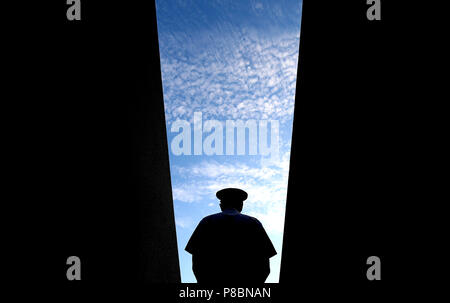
<box><xmin>185</xmin><ymin>188</ymin><xmax>276</xmax><ymax>284</ymax></box>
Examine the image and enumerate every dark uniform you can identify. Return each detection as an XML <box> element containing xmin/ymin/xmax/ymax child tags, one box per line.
<box><xmin>185</xmin><ymin>189</ymin><xmax>276</xmax><ymax>284</ymax></box>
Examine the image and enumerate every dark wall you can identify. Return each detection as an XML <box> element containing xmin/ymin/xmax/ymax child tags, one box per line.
<box><xmin>281</xmin><ymin>0</ymin><xmax>429</xmax><ymax>296</ymax></box>
<box><xmin>20</xmin><ymin>0</ymin><xmax>180</xmax><ymax>284</ymax></box>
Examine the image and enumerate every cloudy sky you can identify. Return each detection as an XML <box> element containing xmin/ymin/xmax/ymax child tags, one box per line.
<box><xmin>155</xmin><ymin>0</ymin><xmax>303</xmax><ymax>282</ymax></box>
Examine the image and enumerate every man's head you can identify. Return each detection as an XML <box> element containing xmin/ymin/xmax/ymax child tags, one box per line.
<box><xmin>216</xmin><ymin>188</ymin><xmax>248</xmax><ymax>212</ymax></box>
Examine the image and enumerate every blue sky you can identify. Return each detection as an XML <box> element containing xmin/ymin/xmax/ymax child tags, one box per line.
<box><xmin>155</xmin><ymin>0</ymin><xmax>303</xmax><ymax>283</ymax></box>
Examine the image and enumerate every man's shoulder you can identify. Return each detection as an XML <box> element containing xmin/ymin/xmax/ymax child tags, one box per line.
<box><xmin>200</xmin><ymin>212</ymin><xmax>228</xmax><ymax>222</ymax></box>
<box><xmin>201</xmin><ymin>212</ymin><xmax>261</xmax><ymax>225</ymax></box>
<box><xmin>238</xmin><ymin>213</ymin><xmax>261</xmax><ymax>224</ymax></box>
<box><xmin>202</xmin><ymin>212</ymin><xmax>222</xmax><ymax>220</ymax></box>
<box><xmin>198</xmin><ymin>212</ymin><xmax>221</xmax><ymax>224</ymax></box>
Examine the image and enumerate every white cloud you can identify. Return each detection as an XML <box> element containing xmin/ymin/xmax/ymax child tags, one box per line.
<box><xmin>159</xmin><ymin>29</ymin><xmax>299</xmax><ymax>125</ymax></box>
<box><xmin>172</xmin><ymin>186</ymin><xmax>202</xmax><ymax>203</ymax></box>
<box><xmin>175</xmin><ymin>216</ymin><xmax>194</xmax><ymax>229</ymax></box>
